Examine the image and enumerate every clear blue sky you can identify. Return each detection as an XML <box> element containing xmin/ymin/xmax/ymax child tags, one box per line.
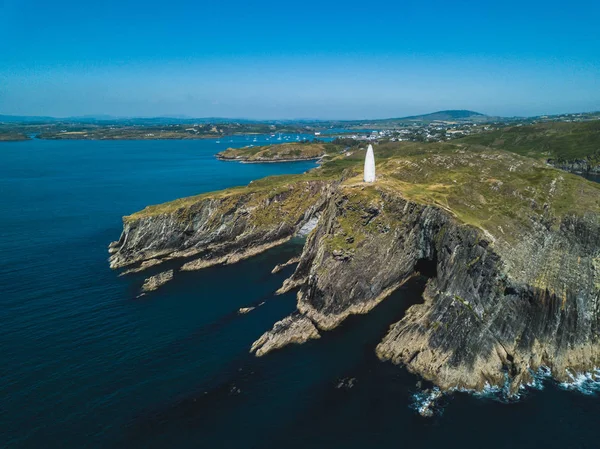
<box><xmin>1</xmin><ymin>0</ymin><xmax>599</xmax><ymax>119</ymax></box>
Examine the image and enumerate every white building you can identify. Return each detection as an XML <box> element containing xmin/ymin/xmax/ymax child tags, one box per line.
<box><xmin>364</xmin><ymin>144</ymin><xmax>375</xmax><ymax>183</ymax></box>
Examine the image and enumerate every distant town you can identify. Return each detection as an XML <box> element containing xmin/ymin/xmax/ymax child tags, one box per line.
<box><xmin>1</xmin><ymin>109</ymin><xmax>599</xmax><ymax>143</ymax></box>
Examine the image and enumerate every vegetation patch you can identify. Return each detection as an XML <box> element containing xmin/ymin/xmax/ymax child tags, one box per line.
<box><xmin>457</xmin><ymin>121</ymin><xmax>600</xmax><ymax>164</ymax></box>
<box><xmin>217</xmin><ymin>142</ymin><xmax>329</xmax><ymax>162</ymax></box>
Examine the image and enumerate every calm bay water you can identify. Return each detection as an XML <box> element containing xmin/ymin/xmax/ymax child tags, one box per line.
<box><xmin>2</xmin><ymin>137</ymin><xmax>600</xmax><ymax>449</ymax></box>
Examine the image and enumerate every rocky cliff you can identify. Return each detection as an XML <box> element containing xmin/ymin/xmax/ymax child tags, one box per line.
<box><xmin>109</xmin><ymin>176</ymin><xmax>334</xmax><ymax>273</ymax></box>
<box><xmin>548</xmin><ymin>158</ymin><xmax>600</xmax><ymax>175</ymax></box>
<box><xmin>110</xmin><ymin>142</ymin><xmax>600</xmax><ymax>394</ymax></box>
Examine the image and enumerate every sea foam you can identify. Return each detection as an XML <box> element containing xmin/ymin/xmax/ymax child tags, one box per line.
<box><xmin>559</xmin><ymin>368</ymin><xmax>600</xmax><ymax>395</ymax></box>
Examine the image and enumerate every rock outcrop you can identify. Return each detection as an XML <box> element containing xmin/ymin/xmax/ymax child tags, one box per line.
<box><xmin>141</xmin><ymin>270</ymin><xmax>174</xmax><ymax>292</ymax></box>
<box><xmin>109</xmin><ymin>178</ymin><xmax>334</xmax><ymax>273</ymax></box>
<box><xmin>250</xmin><ymin>313</ymin><xmax>320</xmax><ymax>356</ymax></box>
<box><xmin>271</xmin><ymin>256</ymin><xmax>301</xmax><ymax>274</ymax></box>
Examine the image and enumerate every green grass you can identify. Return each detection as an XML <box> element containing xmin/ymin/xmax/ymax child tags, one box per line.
<box><xmin>368</xmin><ymin>143</ymin><xmax>600</xmax><ymax>244</ymax></box>
<box><xmin>125</xmin><ymin>173</ymin><xmax>314</xmax><ymax>221</ymax></box>
<box><xmin>126</xmin><ymin>138</ymin><xmax>600</xmax><ymax>252</ymax></box>
<box><xmin>217</xmin><ymin>142</ymin><xmax>330</xmax><ymax>161</ymax></box>
<box><xmin>457</xmin><ymin>120</ymin><xmax>600</xmax><ymax>163</ymax></box>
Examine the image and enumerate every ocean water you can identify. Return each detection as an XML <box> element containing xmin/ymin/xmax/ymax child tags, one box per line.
<box><xmin>2</xmin><ymin>137</ymin><xmax>600</xmax><ymax>449</ymax></box>
<box><xmin>584</xmin><ymin>172</ymin><xmax>600</xmax><ymax>183</ymax></box>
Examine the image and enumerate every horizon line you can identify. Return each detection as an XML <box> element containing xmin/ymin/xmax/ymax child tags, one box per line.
<box><xmin>1</xmin><ymin>109</ymin><xmax>599</xmax><ymax>123</ymax></box>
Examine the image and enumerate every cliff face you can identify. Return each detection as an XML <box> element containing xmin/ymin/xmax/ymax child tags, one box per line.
<box><xmin>109</xmin><ymin>178</ymin><xmax>334</xmax><ymax>272</ymax></box>
<box><xmin>548</xmin><ymin>159</ymin><xmax>600</xmax><ymax>175</ymax></box>
<box><xmin>110</xmin><ymin>143</ymin><xmax>600</xmax><ymax>394</ymax></box>
<box><xmin>257</xmin><ymin>183</ymin><xmax>600</xmax><ymax>392</ymax></box>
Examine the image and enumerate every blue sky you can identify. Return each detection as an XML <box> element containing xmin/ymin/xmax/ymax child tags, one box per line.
<box><xmin>1</xmin><ymin>0</ymin><xmax>599</xmax><ymax>119</ymax></box>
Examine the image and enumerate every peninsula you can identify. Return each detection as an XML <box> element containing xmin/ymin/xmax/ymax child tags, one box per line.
<box><xmin>109</xmin><ymin>126</ymin><xmax>600</xmax><ymax>395</ymax></box>
<box><xmin>216</xmin><ymin>142</ymin><xmax>330</xmax><ymax>163</ymax></box>
<box><xmin>0</xmin><ymin>132</ymin><xmax>29</xmax><ymax>141</ymax></box>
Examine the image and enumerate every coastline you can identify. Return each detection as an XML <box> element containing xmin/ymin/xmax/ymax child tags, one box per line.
<box><xmin>216</xmin><ymin>155</ymin><xmax>323</xmax><ymax>163</ymax></box>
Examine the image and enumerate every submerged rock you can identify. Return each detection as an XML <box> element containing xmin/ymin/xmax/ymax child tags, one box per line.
<box><xmin>413</xmin><ymin>388</ymin><xmax>443</xmax><ymax>418</ymax></box>
<box><xmin>335</xmin><ymin>377</ymin><xmax>357</xmax><ymax>390</ymax></box>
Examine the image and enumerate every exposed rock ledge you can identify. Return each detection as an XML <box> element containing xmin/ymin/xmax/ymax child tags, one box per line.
<box><xmin>250</xmin><ymin>313</ymin><xmax>320</xmax><ymax>356</ymax></box>
<box><xmin>109</xmin><ymin>145</ymin><xmax>600</xmax><ymax>394</ymax></box>
<box><xmin>108</xmin><ymin>178</ymin><xmax>334</xmax><ymax>273</ymax></box>
<box><xmin>271</xmin><ymin>256</ymin><xmax>301</xmax><ymax>274</ymax></box>
<box><xmin>141</xmin><ymin>270</ymin><xmax>173</xmax><ymax>292</ymax></box>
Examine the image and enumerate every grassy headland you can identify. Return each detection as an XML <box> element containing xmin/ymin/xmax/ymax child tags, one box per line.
<box><xmin>216</xmin><ymin>142</ymin><xmax>336</xmax><ymax>162</ymax></box>
<box><xmin>129</xmin><ymin>139</ymin><xmax>600</xmax><ymax>248</ymax></box>
<box><xmin>457</xmin><ymin>120</ymin><xmax>600</xmax><ymax>164</ymax></box>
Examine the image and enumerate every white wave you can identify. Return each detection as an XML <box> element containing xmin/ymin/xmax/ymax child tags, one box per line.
<box><xmin>520</xmin><ymin>366</ymin><xmax>552</xmax><ymax>392</ymax></box>
<box><xmin>411</xmin><ymin>366</ymin><xmax>599</xmax><ymax>416</ymax></box>
<box><xmin>411</xmin><ymin>387</ymin><xmax>444</xmax><ymax>417</ymax></box>
<box><xmin>559</xmin><ymin>368</ymin><xmax>600</xmax><ymax>395</ymax></box>
<box><xmin>453</xmin><ymin>373</ymin><xmax>520</xmax><ymax>402</ymax></box>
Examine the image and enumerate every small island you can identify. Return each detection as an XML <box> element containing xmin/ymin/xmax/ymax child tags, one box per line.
<box><xmin>0</xmin><ymin>132</ymin><xmax>29</xmax><ymax>141</ymax></box>
<box><xmin>216</xmin><ymin>142</ymin><xmax>330</xmax><ymax>163</ymax></box>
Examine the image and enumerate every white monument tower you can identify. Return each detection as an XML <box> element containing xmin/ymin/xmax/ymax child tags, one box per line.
<box><xmin>364</xmin><ymin>144</ymin><xmax>376</xmax><ymax>183</ymax></box>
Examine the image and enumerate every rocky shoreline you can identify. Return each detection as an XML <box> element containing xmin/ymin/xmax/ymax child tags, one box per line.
<box><xmin>548</xmin><ymin>158</ymin><xmax>600</xmax><ymax>176</ymax></box>
<box><xmin>216</xmin><ymin>155</ymin><xmax>322</xmax><ymax>163</ymax></box>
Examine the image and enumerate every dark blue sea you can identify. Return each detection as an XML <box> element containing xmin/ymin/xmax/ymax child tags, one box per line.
<box><xmin>2</xmin><ymin>137</ymin><xmax>600</xmax><ymax>449</ymax></box>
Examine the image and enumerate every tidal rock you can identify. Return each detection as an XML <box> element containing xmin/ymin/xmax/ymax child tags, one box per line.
<box><xmin>414</xmin><ymin>388</ymin><xmax>443</xmax><ymax>418</ymax></box>
<box><xmin>335</xmin><ymin>377</ymin><xmax>357</xmax><ymax>390</ymax></box>
<box><xmin>238</xmin><ymin>307</ymin><xmax>256</xmax><ymax>314</ymax></box>
<box><xmin>141</xmin><ymin>270</ymin><xmax>174</xmax><ymax>293</ymax></box>
<box><xmin>120</xmin><ymin>258</ymin><xmax>162</xmax><ymax>275</ymax></box>
<box><xmin>250</xmin><ymin>313</ymin><xmax>320</xmax><ymax>357</ymax></box>
<box><xmin>271</xmin><ymin>256</ymin><xmax>301</xmax><ymax>274</ymax></box>
<box><xmin>275</xmin><ymin>276</ymin><xmax>307</xmax><ymax>295</ymax></box>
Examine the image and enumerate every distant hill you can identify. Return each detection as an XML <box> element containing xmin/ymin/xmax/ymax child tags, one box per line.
<box><xmin>0</xmin><ymin>114</ymin><xmax>262</xmax><ymax>125</ymax></box>
<box><xmin>0</xmin><ymin>115</ymin><xmax>59</xmax><ymax>123</ymax></box>
<box><xmin>0</xmin><ymin>110</ymin><xmax>488</xmax><ymax>126</ymax></box>
<box><xmin>328</xmin><ymin>110</ymin><xmax>493</xmax><ymax>128</ymax></box>
<box><xmin>397</xmin><ymin>110</ymin><xmax>486</xmax><ymax>122</ymax></box>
